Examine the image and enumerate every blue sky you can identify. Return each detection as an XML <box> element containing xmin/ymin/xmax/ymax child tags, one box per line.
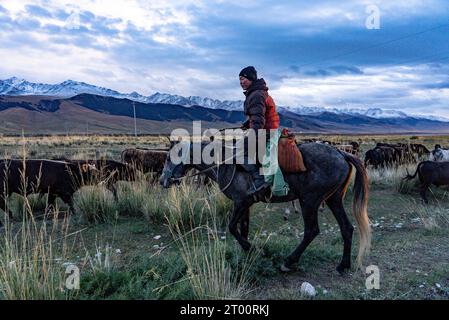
<box><xmin>0</xmin><ymin>0</ymin><xmax>449</xmax><ymax>116</ymax></box>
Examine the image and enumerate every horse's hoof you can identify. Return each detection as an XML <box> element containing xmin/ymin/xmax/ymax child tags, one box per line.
<box><xmin>280</xmin><ymin>264</ymin><xmax>292</xmax><ymax>272</ymax></box>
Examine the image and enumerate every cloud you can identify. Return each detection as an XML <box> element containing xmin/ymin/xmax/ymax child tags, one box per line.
<box><xmin>0</xmin><ymin>0</ymin><xmax>449</xmax><ymax>115</ymax></box>
<box><xmin>269</xmin><ymin>64</ymin><xmax>449</xmax><ymax>116</ymax></box>
<box><xmin>25</xmin><ymin>4</ymin><xmax>52</xmax><ymax>18</ymax></box>
<box><xmin>288</xmin><ymin>65</ymin><xmax>364</xmax><ymax>77</ymax></box>
<box><xmin>420</xmin><ymin>81</ymin><xmax>449</xmax><ymax>89</ymax></box>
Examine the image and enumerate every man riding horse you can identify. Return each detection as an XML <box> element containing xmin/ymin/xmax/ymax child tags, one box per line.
<box><xmin>159</xmin><ymin>67</ymin><xmax>372</xmax><ymax>274</ymax></box>
<box><xmin>239</xmin><ymin>66</ymin><xmax>280</xmax><ymax>200</ymax></box>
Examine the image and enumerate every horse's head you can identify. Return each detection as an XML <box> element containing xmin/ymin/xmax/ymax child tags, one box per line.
<box><xmin>159</xmin><ymin>140</ymin><xmax>190</xmax><ymax>188</ymax></box>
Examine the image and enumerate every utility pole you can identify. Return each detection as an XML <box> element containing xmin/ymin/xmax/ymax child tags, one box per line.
<box><xmin>133</xmin><ymin>101</ymin><xmax>137</xmax><ymax>137</ymax></box>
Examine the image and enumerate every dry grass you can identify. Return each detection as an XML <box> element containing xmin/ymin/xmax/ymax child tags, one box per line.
<box><xmin>73</xmin><ymin>186</ymin><xmax>118</xmax><ymax>224</ymax></box>
<box><xmin>164</xmin><ymin>183</ymin><xmax>260</xmax><ymax>300</ymax></box>
<box><xmin>0</xmin><ymin>135</ymin><xmax>169</xmax><ymax>149</ymax></box>
<box><xmin>0</xmin><ymin>209</ymin><xmax>76</xmax><ymax>299</ymax></box>
<box><xmin>1</xmin><ymin>134</ymin><xmax>448</xmax><ymax>300</ymax></box>
<box><xmin>367</xmin><ymin>164</ymin><xmax>418</xmax><ymax>191</ymax></box>
<box><xmin>400</xmin><ymin>198</ymin><xmax>449</xmax><ymax>230</ymax></box>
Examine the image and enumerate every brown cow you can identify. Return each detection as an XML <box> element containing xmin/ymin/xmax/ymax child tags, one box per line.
<box><xmin>0</xmin><ymin>159</ymin><xmax>97</xmax><ymax>221</ymax></box>
<box><xmin>121</xmin><ymin>148</ymin><xmax>167</xmax><ymax>175</ymax></box>
<box><xmin>63</xmin><ymin>159</ymin><xmax>137</xmax><ymax>198</ymax></box>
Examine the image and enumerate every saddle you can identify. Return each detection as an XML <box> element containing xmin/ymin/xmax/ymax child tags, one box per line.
<box><xmin>278</xmin><ymin>128</ymin><xmax>307</xmax><ymax>173</ymax></box>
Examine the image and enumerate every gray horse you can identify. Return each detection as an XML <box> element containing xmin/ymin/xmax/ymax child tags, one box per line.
<box><xmin>160</xmin><ymin>141</ymin><xmax>371</xmax><ymax>274</ymax></box>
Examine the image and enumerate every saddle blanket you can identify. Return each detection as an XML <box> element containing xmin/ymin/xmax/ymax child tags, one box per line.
<box><xmin>278</xmin><ymin>129</ymin><xmax>307</xmax><ymax>173</ymax></box>
<box><xmin>262</xmin><ymin>128</ymin><xmax>307</xmax><ymax>197</ymax></box>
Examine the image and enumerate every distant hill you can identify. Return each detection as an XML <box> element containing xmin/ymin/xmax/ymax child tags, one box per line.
<box><xmin>2</xmin><ymin>94</ymin><xmax>449</xmax><ymax>135</ymax></box>
<box><xmin>1</xmin><ymin>77</ymin><xmax>448</xmax><ymax>122</ymax></box>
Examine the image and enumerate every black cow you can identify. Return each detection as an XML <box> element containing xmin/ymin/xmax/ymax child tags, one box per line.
<box><xmin>378</xmin><ymin>146</ymin><xmax>396</xmax><ymax>166</ymax></box>
<box><xmin>410</xmin><ymin>143</ymin><xmax>430</xmax><ymax>158</ymax></box>
<box><xmin>376</xmin><ymin>142</ymin><xmax>416</xmax><ymax>164</ymax></box>
<box><xmin>404</xmin><ymin>161</ymin><xmax>449</xmax><ymax>203</ymax></box>
<box><xmin>0</xmin><ymin>159</ymin><xmax>97</xmax><ymax>220</ymax></box>
<box><xmin>365</xmin><ymin>146</ymin><xmax>396</xmax><ymax>168</ymax></box>
<box><xmin>364</xmin><ymin>148</ymin><xmax>384</xmax><ymax>168</ymax></box>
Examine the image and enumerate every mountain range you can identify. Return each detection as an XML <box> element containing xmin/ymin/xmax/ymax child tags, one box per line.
<box><xmin>1</xmin><ymin>77</ymin><xmax>446</xmax><ymax>122</ymax></box>
<box><xmin>1</xmin><ymin>77</ymin><xmax>449</xmax><ymax>135</ymax></box>
<box><xmin>0</xmin><ymin>77</ymin><xmax>243</xmax><ymax>111</ymax></box>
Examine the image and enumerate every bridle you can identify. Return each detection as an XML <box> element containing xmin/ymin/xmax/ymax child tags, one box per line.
<box><xmin>165</xmin><ymin>155</ymin><xmax>237</xmax><ymax>192</ymax></box>
<box><xmin>164</xmin><ymin>134</ymin><xmax>248</xmax><ymax>192</ymax></box>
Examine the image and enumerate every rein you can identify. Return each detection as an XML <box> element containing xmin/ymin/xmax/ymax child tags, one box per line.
<box><xmin>171</xmin><ymin>165</ymin><xmax>216</xmax><ymax>181</ymax></box>
<box><xmin>170</xmin><ymin>155</ymin><xmax>237</xmax><ymax>192</ymax></box>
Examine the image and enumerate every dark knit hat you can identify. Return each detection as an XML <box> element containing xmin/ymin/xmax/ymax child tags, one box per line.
<box><xmin>239</xmin><ymin>66</ymin><xmax>257</xmax><ymax>81</ymax></box>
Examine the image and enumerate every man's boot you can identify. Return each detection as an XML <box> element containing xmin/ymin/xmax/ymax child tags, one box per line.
<box><xmin>240</xmin><ymin>163</ymin><xmax>270</xmax><ymax>200</ymax></box>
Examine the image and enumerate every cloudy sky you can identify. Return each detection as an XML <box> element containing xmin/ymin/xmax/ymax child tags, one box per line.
<box><xmin>1</xmin><ymin>0</ymin><xmax>449</xmax><ymax>116</ymax></box>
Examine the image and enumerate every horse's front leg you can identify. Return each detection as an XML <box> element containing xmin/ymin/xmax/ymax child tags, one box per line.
<box><xmin>229</xmin><ymin>201</ymin><xmax>251</xmax><ymax>251</ymax></box>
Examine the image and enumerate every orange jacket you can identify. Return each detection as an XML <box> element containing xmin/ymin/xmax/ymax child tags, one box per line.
<box><xmin>243</xmin><ymin>78</ymin><xmax>280</xmax><ymax>130</ymax></box>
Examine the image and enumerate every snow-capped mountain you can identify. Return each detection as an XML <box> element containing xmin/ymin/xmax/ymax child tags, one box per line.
<box><xmin>0</xmin><ymin>77</ymin><xmax>55</xmax><ymax>96</ymax></box>
<box><xmin>279</xmin><ymin>105</ymin><xmax>410</xmax><ymax>119</ymax></box>
<box><xmin>0</xmin><ymin>77</ymin><xmax>150</xmax><ymax>103</ymax></box>
<box><xmin>146</xmin><ymin>92</ymin><xmax>191</xmax><ymax>105</ymax></box>
<box><xmin>146</xmin><ymin>92</ymin><xmax>243</xmax><ymax>110</ymax></box>
<box><xmin>1</xmin><ymin>77</ymin><xmax>447</xmax><ymax>122</ymax></box>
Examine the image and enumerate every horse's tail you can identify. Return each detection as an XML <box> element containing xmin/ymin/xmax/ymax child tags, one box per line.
<box><xmin>340</xmin><ymin>151</ymin><xmax>372</xmax><ymax>268</ymax></box>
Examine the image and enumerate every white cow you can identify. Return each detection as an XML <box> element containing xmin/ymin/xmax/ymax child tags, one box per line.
<box><xmin>430</xmin><ymin>146</ymin><xmax>449</xmax><ymax>161</ymax></box>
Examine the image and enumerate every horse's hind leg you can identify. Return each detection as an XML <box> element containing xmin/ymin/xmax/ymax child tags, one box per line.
<box><xmin>282</xmin><ymin>201</ymin><xmax>321</xmax><ymax>271</ymax></box>
<box><xmin>326</xmin><ymin>192</ymin><xmax>354</xmax><ymax>274</ymax></box>
<box><xmin>229</xmin><ymin>201</ymin><xmax>252</xmax><ymax>251</ymax></box>
<box><xmin>240</xmin><ymin>208</ymin><xmax>250</xmax><ymax>241</ymax></box>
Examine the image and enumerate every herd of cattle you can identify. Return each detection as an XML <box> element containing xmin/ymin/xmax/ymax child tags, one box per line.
<box><xmin>0</xmin><ymin>148</ymin><xmax>170</xmax><ymax>221</ymax></box>
<box><xmin>301</xmin><ymin>139</ymin><xmax>361</xmax><ymax>156</ymax></box>
<box><xmin>357</xmin><ymin>142</ymin><xmax>449</xmax><ymax>203</ymax></box>
<box><xmin>363</xmin><ymin>142</ymin><xmax>431</xmax><ymax>168</ymax></box>
<box><xmin>1</xmin><ymin>140</ymin><xmax>449</xmax><ymax>223</ymax></box>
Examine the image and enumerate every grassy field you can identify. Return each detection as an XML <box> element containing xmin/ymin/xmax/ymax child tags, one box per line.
<box><xmin>0</xmin><ymin>134</ymin><xmax>448</xmax><ymax>300</ymax></box>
